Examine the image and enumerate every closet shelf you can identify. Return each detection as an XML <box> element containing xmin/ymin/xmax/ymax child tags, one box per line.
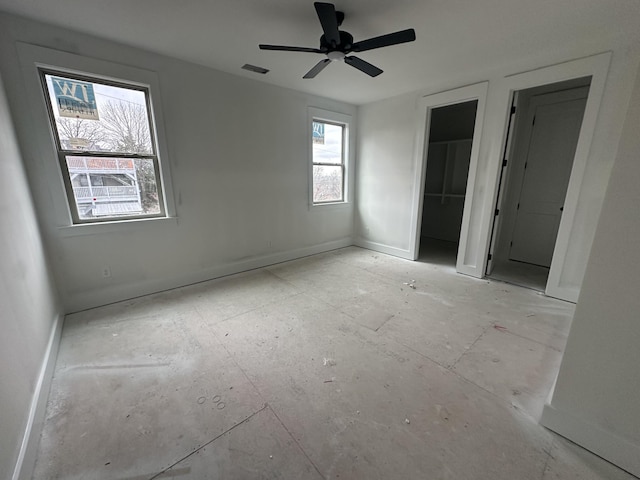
<box><xmin>429</xmin><ymin>138</ymin><xmax>472</xmax><ymax>146</ymax></box>
<box><xmin>424</xmin><ymin>139</ymin><xmax>472</xmax><ymax>205</ymax></box>
<box><xmin>424</xmin><ymin>193</ymin><xmax>465</xmax><ymax>198</ymax></box>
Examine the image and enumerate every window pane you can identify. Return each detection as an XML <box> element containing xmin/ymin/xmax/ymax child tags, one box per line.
<box><xmin>313</xmin><ymin>165</ymin><xmax>343</xmax><ymax>203</ymax></box>
<box><xmin>67</xmin><ymin>156</ymin><xmax>160</xmax><ymax>220</ymax></box>
<box><xmin>312</xmin><ymin>122</ymin><xmax>343</xmax><ymax>165</ymax></box>
<box><xmin>44</xmin><ymin>74</ymin><xmax>153</xmax><ymax>155</ymax></box>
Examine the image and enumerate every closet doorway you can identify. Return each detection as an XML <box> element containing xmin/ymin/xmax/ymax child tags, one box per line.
<box><xmin>487</xmin><ymin>77</ymin><xmax>591</xmax><ymax>290</ymax></box>
<box><xmin>409</xmin><ymin>82</ymin><xmax>488</xmax><ymax>270</ymax></box>
<box><xmin>418</xmin><ymin>101</ymin><xmax>478</xmax><ymax>265</ymax></box>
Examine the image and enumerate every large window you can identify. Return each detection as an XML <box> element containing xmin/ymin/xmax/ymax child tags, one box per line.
<box><xmin>310</xmin><ymin>109</ymin><xmax>350</xmax><ymax>205</ymax></box>
<box><xmin>40</xmin><ymin>70</ymin><xmax>165</xmax><ymax>223</ymax></box>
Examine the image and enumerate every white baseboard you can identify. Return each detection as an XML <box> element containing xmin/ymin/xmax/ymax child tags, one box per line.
<box><xmin>12</xmin><ymin>313</ymin><xmax>64</xmax><ymax>480</ymax></box>
<box><xmin>354</xmin><ymin>238</ymin><xmax>413</xmax><ymax>260</ymax></box>
<box><xmin>541</xmin><ymin>404</ymin><xmax>640</xmax><ymax>477</ymax></box>
<box><xmin>545</xmin><ymin>284</ymin><xmax>579</xmax><ymax>304</ymax></box>
<box><xmin>65</xmin><ymin>237</ymin><xmax>354</xmax><ymax>312</ymax></box>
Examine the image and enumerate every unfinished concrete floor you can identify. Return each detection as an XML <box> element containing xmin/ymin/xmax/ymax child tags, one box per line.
<box><xmin>33</xmin><ymin>247</ymin><xmax>636</xmax><ymax>479</ymax></box>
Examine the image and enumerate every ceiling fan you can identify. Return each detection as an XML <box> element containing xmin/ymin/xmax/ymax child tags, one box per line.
<box><xmin>259</xmin><ymin>2</ymin><xmax>416</xmax><ymax>79</ymax></box>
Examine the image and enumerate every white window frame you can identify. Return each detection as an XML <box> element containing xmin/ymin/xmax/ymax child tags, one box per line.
<box><xmin>17</xmin><ymin>43</ymin><xmax>176</xmax><ymax>231</ymax></box>
<box><xmin>40</xmin><ymin>69</ymin><xmax>166</xmax><ymax>224</ymax></box>
<box><xmin>308</xmin><ymin>107</ymin><xmax>352</xmax><ymax>207</ymax></box>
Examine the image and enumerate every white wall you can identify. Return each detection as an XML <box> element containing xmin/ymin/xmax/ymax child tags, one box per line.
<box><xmin>0</xmin><ymin>71</ymin><xmax>62</xmax><ymax>479</ymax></box>
<box><xmin>0</xmin><ymin>13</ymin><xmax>357</xmax><ymax>312</ymax></box>
<box><xmin>356</xmin><ymin>93</ymin><xmax>418</xmax><ymax>254</ymax></box>
<box><xmin>541</xmin><ymin>61</ymin><xmax>640</xmax><ymax>477</ymax></box>
<box><xmin>356</xmin><ymin>44</ymin><xmax>640</xmax><ymax>297</ymax></box>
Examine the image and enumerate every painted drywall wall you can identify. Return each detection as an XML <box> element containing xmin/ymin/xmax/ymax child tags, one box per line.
<box><xmin>541</xmin><ymin>61</ymin><xmax>640</xmax><ymax>477</ymax></box>
<box><xmin>0</xmin><ymin>13</ymin><xmax>357</xmax><ymax>312</ymax></box>
<box><xmin>356</xmin><ymin>93</ymin><xmax>418</xmax><ymax>254</ymax></box>
<box><xmin>356</xmin><ymin>39</ymin><xmax>640</xmax><ymax>296</ymax></box>
<box><xmin>0</xmin><ymin>71</ymin><xmax>61</xmax><ymax>479</ymax></box>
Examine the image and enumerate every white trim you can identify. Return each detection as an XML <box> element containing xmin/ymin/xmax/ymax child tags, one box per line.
<box><xmin>354</xmin><ymin>238</ymin><xmax>413</xmax><ymax>260</ymax></box>
<box><xmin>57</xmin><ymin>215</ymin><xmax>178</xmax><ymax>237</ymax></box>
<box><xmin>64</xmin><ymin>237</ymin><xmax>353</xmax><ymax>312</ymax></box>
<box><xmin>16</xmin><ymin>42</ymin><xmax>177</xmax><ymax>227</ymax></box>
<box><xmin>307</xmin><ymin>107</ymin><xmax>354</xmax><ymax>209</ymax></box>
<box><xmin>409</xmin><ymin>82</ymin><xmax>489</xmax><ymax>277</ymax></box>
<box><xmin>541</xmin><ymin>404</ymin><xmax>640</xmax><ymax>477</ymax></box>
<box><xmin>12</xmin><ymin>313</ymin><xmax>64</xmax><ymax>480</ymax></box>
<box><xmin>476</xmin><ymin>52</ymin><xmax>611</xmax><ymax>301</ymax></box>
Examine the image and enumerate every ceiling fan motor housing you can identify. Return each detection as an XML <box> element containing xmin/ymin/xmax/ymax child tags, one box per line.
<box><xmin>320</xmin><ymin>30</ymin><xmax>354</xmax><ymax>52</ymax></box>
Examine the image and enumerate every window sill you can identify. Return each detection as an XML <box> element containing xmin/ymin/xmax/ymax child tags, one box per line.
<box><xmin>310</xmin><ymin>201</ymin><xmax>351</xmax><ymax>210</ymax></box>
<box><xmin>57</xmin><ymin>216</ymin><xmax>178</xmax><ymax>237</ymax></box>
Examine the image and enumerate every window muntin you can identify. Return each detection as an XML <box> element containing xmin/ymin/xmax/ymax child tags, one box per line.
<box><xmin>40</xmin><ymin>70</ymin><xmax>164</xmax><ymax>223</ymax></box>
<box><xmin>312</xmin><ymin>120</ymin><xmax>345</xmax><ymax>204</ymax></box>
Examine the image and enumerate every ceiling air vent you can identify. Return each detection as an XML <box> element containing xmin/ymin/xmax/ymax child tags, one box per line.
<box><xmin>242</xmin><ymin>64</ymin><xmax>269</xmax><ymax>74</ymax></box>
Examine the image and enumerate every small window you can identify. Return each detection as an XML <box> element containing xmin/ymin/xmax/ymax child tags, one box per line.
<box><xmin>311</xmin><ymin>118</ymin><xmax>347</xmax><ymax>204</ymax></box>
<box><xmin>40</xmin><ymin>70</ymin><xmax>165</xmax><ymax>223</ymax></box>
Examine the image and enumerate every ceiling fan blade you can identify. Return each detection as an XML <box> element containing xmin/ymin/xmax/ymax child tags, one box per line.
<box><xmin>344</xmin><ymin>56</ymin><xmax>383</xmax><ymax>77</ymax></box>
<box><xmin>350</xmin><ymin>28</ymin><xmax>416</xmax><ymax>53</ymax></box>
<box><xmin>314</xmin><ymin>2</ymin><xmax>340</xmax><ymax>46</ymax></box>
<box><xmin>303</xmin><ymin>58</ymin><xmax>331</xmax><ymax>79</ymax></box>
<box><xmin>259</xmin><ymin>44</ymin><xmax>323</xmax><ymax>53</ymax></box>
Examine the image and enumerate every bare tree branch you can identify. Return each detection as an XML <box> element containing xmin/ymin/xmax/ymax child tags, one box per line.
<box><xmin>313</xmin><ymin>167</ymin><xmax>342</xmax><ymax>202</ymax></box>
<box><xmin>56</xmin><ymin>117</ymin><xmax>107</xmax><ymax>149</ymax></box>
<box><xmin>99</xmin><ymin>100</ymin><xmax>152</xmax><ymax>154</ymax></box>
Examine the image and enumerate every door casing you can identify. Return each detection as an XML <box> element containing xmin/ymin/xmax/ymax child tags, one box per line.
<box><xmin>409</xmin><ymin>82</ymin><xmax>489</xmax><ymax>268</ymax></box>
<box><xmin>481</xmin><ymin>53</ymin><xmax>611</xmax><ymax>302</ymax></box>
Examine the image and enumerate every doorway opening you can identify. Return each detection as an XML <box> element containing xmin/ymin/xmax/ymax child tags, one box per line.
<box><xmin>418</xmin><ymin>100</ymin><xmax>478</xmax><ymax>267</ymax></box>
<box><xmin>487</xmin><ymin>77</ymin><xmax>591</xmax><ymax>291</ymax></box>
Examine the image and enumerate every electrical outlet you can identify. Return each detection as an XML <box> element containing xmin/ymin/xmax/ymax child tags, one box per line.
<box><xmin>102</xmin><ymin>266</ymin><xmax>112</xmax><ymax>278</ymax></box>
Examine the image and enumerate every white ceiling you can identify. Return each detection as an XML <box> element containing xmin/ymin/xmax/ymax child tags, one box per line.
<box><xmin>0</xmin><ymin>0</ymin><xmax>639</xmax><ymax>105</ymax></box>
